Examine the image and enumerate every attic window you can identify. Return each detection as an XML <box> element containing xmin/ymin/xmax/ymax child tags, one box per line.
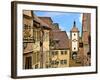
<box><xmin>74</xmin><ymin>34</ymin><xmax>76</xmax><ymax>36</ymax></box>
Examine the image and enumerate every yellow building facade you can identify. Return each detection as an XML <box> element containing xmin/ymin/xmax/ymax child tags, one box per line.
<box><xmin>50</xmin><ymin>31</ymin><xmax>70</xmax><ymax>68</ymax></box>
<box><xmin>50</xmin><ymin>50</ymin><xmax>70</xmax><ymax>68</ymax></box>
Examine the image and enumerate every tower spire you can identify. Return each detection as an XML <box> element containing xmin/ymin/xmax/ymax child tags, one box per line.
<box><xmin>73</xmin><ymin>21</ymin><xmax>76</xmax><ymax>27</ymax></box>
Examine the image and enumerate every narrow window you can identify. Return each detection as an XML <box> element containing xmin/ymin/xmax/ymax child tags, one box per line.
<box><xmin>60</xmin><ymin>60</ymin><xmax>63</xmax><ymax>64</ymax></box>
<box><xmin>61</xmin><ymin>51</ymin><xmax>63</xmax><ymax>55</ymax></box>
<box><xmin>65</xmin><ymin>51</ymin><xmax>67</xmax><ymax>54</ymax></box>
<box><xmin>74</xmin><ymin>47</ymin><xmax>76</xmax><ymax>50</ymax></box>
<box><xmin>64</xmin><ymin>60</ymin><xmax>67</xmax><ymax>64</ymax></box>
<box><xmin>55</xmin><ymin>51</ymin><xmax>58</xmax><ymax>55</ymax></box>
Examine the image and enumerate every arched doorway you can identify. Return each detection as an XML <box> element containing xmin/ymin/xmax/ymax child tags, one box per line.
<box><xmin>72</xmin><ymin>52</ymin><xmax>77</xmax><ymax>60</ymax></box>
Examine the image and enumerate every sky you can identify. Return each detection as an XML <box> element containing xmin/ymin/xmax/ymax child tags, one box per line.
<box><xmin>34</xmin><ymin>11</ymin><xmax>83</xmax><ymax>38</ymax></box>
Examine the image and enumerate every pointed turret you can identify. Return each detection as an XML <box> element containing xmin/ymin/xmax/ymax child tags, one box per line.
<box><xmin>71</xmin><ymin>21</ymin><xmax>79</xmax><ymax>32</ymax></box>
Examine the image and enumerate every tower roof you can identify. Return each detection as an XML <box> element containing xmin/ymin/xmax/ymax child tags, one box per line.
<box><xmin>71</xmin><ymin>21</ymin><xmax>79</xmax><ymax>32</ymax></box>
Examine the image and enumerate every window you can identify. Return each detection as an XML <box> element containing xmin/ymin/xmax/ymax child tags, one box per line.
<box><xmin>52</xmin><ymin>51</ymin><xmax>54</xmax><ymax>55</ymax></box>
<box><xmin>23</xmin><ymin>29</ymin><xmax>31</xmax><ymax>38</ymax></box>
<box><xmin>46</xmin><ymin>65</ymin><xmax>49</xmax><ymax>68</ymax></box>
<box><xmin>51</xmin><ymin>60</ymin><xmax>59</xmax><ymax>65</ymax></box>
<box><xmin>55</xmin><ymin>51</ymin><xmax>58</xmax><ymax>55</ymax></box>
<box><xmin>65</xmin><ymin>51</ymin><xmax>67</xmax><ymax>54</ymax></box>
<box><xmin>51</xmin><ymin>61</ymin><xmax>54</xmax><ymax>65</ymax></box>
<box><xmin>74</xmin><ymin>33</ymin><xmax>76</xmax><ymax>36</ymax></box>
<box><xmin>74</xmin><ymin>47</ymin><xmax>76</xmax><ymax>50</ymax></box>
<box><xmin>61</xmin><ymin>51</ymin><xmax>67</xmax><ymax>55</ymax></box>
<box><xmin>60</xmin><ymin>60</ymin><xmax>67</xmax><ymax>65</ymax></box>
<box><xmin>24</xmin><ymin>24</ymin><xmax>31</xmax><ymax>29</ymax></box>
<box><xmin>60</xmin><ymin>60</ymin><xmax>63</xmax><ymax>64</ymax></box>
<box><xmin>56</xmin><ymin>61</ymin><xmax>59</xmax><ymax>65</ymax></box>
<box><xmin>24</xmin><ymin>24</ymin><xmax>28</xmax><ymax>29</ymax></box>
<box><xmin>61</xmin><ymin>51</ymin><xmax>63</xmax><ymax>55</ymax></box>
<box><xmin>52</xmin><ymin>51</ymin><xmax>58</xmax><ymax>56</ymax></box>
<box><xmin>64</xmin><ymin>60</ymin><xmax>67</xmax><ymax>64</ymax></box>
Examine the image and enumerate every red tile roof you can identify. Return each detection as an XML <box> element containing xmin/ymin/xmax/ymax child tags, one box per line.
<box><xmin>51</xmin><ymin>31</ymin><xmax>69</xmax><ymax>50</ymax></box>
<box><xmin>39</xmin><ymin>17</ymin><xmax>53</xmax><ymax>25</ymax></box>
<box><xmin>34</xmin><ymin>14</ymin><xmax>51</xmax><ymax>30</ymax></box>
<box><xmin>38</xmin><ymin>17</ymin><xmax>53</xmax><ymax>29</ymax></box>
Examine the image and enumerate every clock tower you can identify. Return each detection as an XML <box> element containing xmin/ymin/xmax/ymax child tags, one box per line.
<box><xmin>70</xmin><ymin>21</ymin><xmax>79</xmax><ymax>60</ymax></box>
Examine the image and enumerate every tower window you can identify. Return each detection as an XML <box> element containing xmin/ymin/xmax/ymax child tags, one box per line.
<box><xmin>74</xmin><ymin>34</ymin><xmax>76</xmax><ymax>36</ymax></box>
<box><xmin>74</xmin><ymin>47</ymin><xmax>76</xmax><ymax>50</ymax></box>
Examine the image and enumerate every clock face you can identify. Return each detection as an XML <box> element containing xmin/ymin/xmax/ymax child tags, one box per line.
<box><xmin>72</xmin><ymin>33</ymin><xmax>78</xmax><ymax>40</ymax></box>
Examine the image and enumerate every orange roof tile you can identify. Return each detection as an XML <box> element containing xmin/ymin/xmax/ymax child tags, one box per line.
<box><xmin>51</xmin><ymin>31</ymin><xmax>69</xmax><ymax>50</ymax></box>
